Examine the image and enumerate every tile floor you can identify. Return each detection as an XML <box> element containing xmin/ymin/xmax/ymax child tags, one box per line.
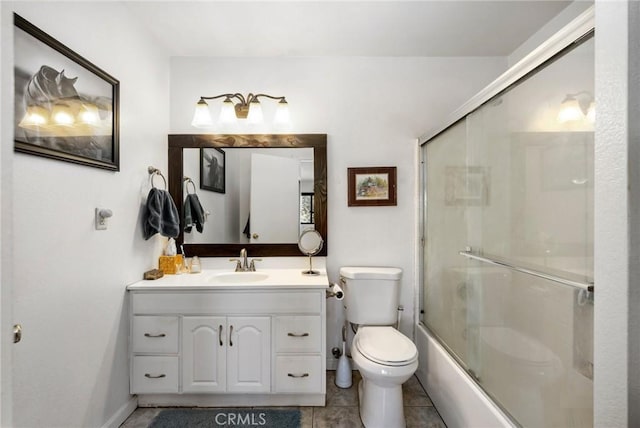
<box><xmin>121</xmin><ymin>371</ymin><xmax>447</xmax><ymax>428</ymax></box>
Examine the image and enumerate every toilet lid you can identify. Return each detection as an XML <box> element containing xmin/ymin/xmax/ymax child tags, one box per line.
<box><xmin>355</xmin><ymin>326</ymin><xmax>418</xmax><ymax>366</ymax></box>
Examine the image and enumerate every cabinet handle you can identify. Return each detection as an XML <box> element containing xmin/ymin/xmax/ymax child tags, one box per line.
<box><xmin>229</xmin><ymin>325</ymin><xmax>233</xmax><ymax>347</ymax></box>
<box><xmin>144</xmin><ymin>333</ymin><xmax>166</xmax><ymax>338</ymax></box>
<box><xmin>219</xmin><ymin>325</ymin><xmax>223</xmax><ymax>346</ymax></box>
<box><xmin>287</xmin><ymin>373</ymin><xmax>310</xmax><ymax>378</ymax></box>
<box><xmin>144</xmin><ymin>373</ymin><xmax>166</xmax><ymax>379</ymax></box>
<box><xmin>287</xmin><ymin>332</ymin><xmax>310</xmax><ymax>337</ymax></box>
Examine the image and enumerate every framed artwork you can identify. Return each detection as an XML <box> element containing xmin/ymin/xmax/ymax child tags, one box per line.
<box><xmin>13</xmin><ymin>14</ymin><xmax>120</xmax><ymax>171</ymax></box>
<box><xmin>444</xmin><ymin>166</ymin><xmax>490</xmax><ymax>206</ymax></box>
<box><xmin>200</xmin><ymin>147</ymin><xmax>225</xmax><ymax>193</ymax></box>
<box><xmin>347</xmin><ymin>167</ymin><xmax>397</xmax><ymax>207</ymax></box>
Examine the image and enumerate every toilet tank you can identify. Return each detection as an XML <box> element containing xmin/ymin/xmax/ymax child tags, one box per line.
<box><xmin>340</xmin><ymin>267</ymin><xmax>402</xmax><ymax>325</ymax></box>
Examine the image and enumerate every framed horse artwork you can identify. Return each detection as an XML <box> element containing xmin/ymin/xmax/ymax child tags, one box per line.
<box><xmin>13</xmin><ymin>13</ymin><xmax>120</xmax><ymax>171</ymax></box>
<box><xmin>200</xmin><ymin>147</ymin><xmax>225</xmax><ymax>193</ymax></box>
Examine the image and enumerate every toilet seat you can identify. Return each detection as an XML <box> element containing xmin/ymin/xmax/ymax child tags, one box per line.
<box><xmin>355</xmin><ymin>326</ymin><xmax>418</xmax><ymax>367</ymax></box>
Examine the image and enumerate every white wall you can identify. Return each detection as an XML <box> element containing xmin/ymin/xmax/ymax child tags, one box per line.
<box><xmin>170</xmin><ymin>56</ymin><xmax>506</xmax><ymax>362</ymax></box>
<box><xmin>1</xmin><ymin>2</ymin><xmax>170</xmax><ymax>427</ymax></box>
<box><xmin>594</xmin><ymin>1</ymin><xmax>640</xmax><ymax>426</ymax></box>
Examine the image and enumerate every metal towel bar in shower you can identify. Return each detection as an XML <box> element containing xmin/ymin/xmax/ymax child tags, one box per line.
<box><xmin>458</xmin><ymin>249</ymin><xmax>594</xmax><ymax>292</ymax></box>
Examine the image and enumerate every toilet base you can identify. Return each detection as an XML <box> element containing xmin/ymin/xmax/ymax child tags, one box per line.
<box><xmin>358</xmin><ymin>379</ymin><xmax>406</xmax><ymax>428</ymax></box>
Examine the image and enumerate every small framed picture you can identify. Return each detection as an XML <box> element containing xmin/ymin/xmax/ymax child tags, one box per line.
<box><xmin>13</xmin><ymin>14</ymin><xmax>119</xmax><ymax>171</ymax></box>
<box><xmin>348</xmin><ymin>167</ymin><xmax>397</xmax><ymax>207</ymax></box>
<box><xmin>200</xmin><ymin>147</ymin><xmax>225</xmax><ymax>193</ymax></box>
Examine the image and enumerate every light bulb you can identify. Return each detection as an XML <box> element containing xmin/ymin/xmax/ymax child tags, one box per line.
<box><xmin>18</xmin><ymin>105</ymin><xmax>49</xmax><ymax>128</ymax></box>
<box><xmin>557</xmin><ymin>97</ymin><xmax>582</xmax><ymax>123</ymax></box>
<box><xmin>191</xmin><ymin>99</ymin><xmax>213</xmax><ymax>128</ymax></box>
<box><xmin>247</xmin><ymin>100</ymin><xmax>263</xmax><ymax>124</ymax></box>
<box><xmin>218</xmin><ymin>98</ymin><xmax>237</xmax><ymax>124</ymax></box>
<box><xmin>273</xmin><ymin>99</ymin><xmax>291</xmax><ymax>130</ymax></box>
<box><xmin>51</xmin><ymin>103</ymin><xmax>75</xmax><ymax>126</ymax></box>
<box><xmin>79</xmin><ymin>103</ymin><xmax>100</xmax><ymax>126</ymax></box>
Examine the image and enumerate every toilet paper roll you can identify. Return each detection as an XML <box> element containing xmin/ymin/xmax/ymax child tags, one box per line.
<box><xmin>328</xmin><ymin>282</ymin><xmax>344</xmax><ymax>300</ymax></box>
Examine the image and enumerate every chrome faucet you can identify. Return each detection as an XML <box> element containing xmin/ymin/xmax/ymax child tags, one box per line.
<box><xmin>240</xmin><ymin>248</ymin><xmax>248</xmax><ymax>270</ymax></box>
<box><xmin>229</xmin><ymin>248</ymin><xmax>261</xmax><ymax>272</ymax></box>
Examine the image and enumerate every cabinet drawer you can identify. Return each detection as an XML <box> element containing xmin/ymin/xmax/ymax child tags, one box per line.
<box><xmin>275</xmin><ymin>355</ymin><xmax>322</xmax><ymax>393</ymax></box>
<box><xmin>131</xmin><ymin>356</ymin><xmax>179</xmax><ymax>393</ymax></box>
<box><xmin>275</xmin><ymin>316</ymin><xmax>321</xmax><ymax>353</ymax></box>
<box><xmin>132</xmin><ymin>316</ymin><xmax>179</xmax><ymax>354</ymax></box>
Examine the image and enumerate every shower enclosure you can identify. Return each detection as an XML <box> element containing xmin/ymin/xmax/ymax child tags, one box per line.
<box><xmin>419</xmin><ymin>31</ymin><xmax>594</xmax><ymax>428</ymax></box>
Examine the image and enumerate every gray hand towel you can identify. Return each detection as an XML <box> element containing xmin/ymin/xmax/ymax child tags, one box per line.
<box><xmin>184</xmin><ymin>193</ymin><xmax>205</xmax><ymax>233</ymax></box>
<box><xmin>143</xmin><ymin>188</ymin><xmax>180</xmax><ymax>240</ymax></box>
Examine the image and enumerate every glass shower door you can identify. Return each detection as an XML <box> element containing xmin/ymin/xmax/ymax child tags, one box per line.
<box><xmin>421</xmin><ymin>35</ymin><xmax>594</xmax><ymax>428</ymax></box>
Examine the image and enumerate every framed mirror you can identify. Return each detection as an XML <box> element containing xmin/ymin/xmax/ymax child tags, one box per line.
<box><xmin>168</xmin><ymin>134</ymin><xmax>327</xmax><ymax>257</ymax></box>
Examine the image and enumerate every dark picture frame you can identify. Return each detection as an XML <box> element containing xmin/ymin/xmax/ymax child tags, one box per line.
<box><xmin>200</xmin><ymin>147</ymin><xmax>225</xmax><ymax>193</ymax></box>
<box><xmin>13</xmin><ymin>14</ymin><xmax>120</xmax><ymax>171</ymax></box>
<box><xmin>348</xmin><ymin>166</ymin><xmax>397</xmax><ymax>207</ymax></box>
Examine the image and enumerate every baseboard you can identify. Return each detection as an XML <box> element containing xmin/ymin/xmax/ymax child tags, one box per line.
<box><xmin>101</xmin><ymin>396</ymin><xmax>138</xmax><ymax>428</ymax></box>
<box><xmin>138</xmin><ymin>393</ymin><xmax>325</xmax><ymax>407</ymax></box>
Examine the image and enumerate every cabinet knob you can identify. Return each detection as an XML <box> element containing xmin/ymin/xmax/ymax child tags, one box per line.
<box><xmin>287</xmin><ymin>332</ymin><xmax>310</xmax><ymax>337</ymax></box>
<box><xmin>252</xmin><ymin>233</ymin><xmax>259</xmax><ymax>240</ymax></box>
<box><xmin>219</xmin><ymin>325</ymin><xmax>223</xmax><ymax>346</ymax></box>
<box><xmin>287</xmin><ymin>373</ymin><xmax>310</xmax><ymax>378</ymax></box>
<box><xmin>229</xmin><ymin>325</ymin><xmax>234</xmax><ymax>347</ymax></box>
<box><xmin>144</xmin><ymin>373</ymin><xmax>166</xmax><ymax>379</ymax></box>
<box><xmin>144</xmin><ymin>333</ymin><xmax>166</xmax><ymax>338</ymax></box>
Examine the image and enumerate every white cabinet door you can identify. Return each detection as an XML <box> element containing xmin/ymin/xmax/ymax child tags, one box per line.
<box><xmin>227</xmin><ymin>316</ymin><xmax>271</xmax><ymax>393</ymax></box>
<box><xmin>183</xmin><ymin>317</ymin><xmax>226</xmax><ymax>393</ymax></box>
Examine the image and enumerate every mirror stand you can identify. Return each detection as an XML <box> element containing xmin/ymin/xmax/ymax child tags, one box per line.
<box><xmin>298</xmin><ymin>229</ymin><xmax>324</xmax><ymax>276</ymax></box>
<box><xmin>302</xmin><ymin>254</ymin><xmax>320</xmax><ymax>276</ymax></box>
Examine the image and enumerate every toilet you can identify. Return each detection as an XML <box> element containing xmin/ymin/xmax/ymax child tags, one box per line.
<box><xmin>340</xmin><ymin>267</ymin><xmax>418</xmax><ymax>428</ymax></box>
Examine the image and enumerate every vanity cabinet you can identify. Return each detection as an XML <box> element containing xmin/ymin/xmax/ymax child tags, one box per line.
<box><xmin>127</xmin><ymin>277</ymin><xmax>326</xmax><ymax>407</ymax></box>
<box><xmin>182</xmin><ymin>316</ymin><xmax>270</xmax><ymax>393</ymax></box>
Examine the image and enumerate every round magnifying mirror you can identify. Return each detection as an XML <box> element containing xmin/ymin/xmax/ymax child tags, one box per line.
<box><xmin>298</xmin><ymin>229</ymin><xmax>324</xmax><ymax>276</ymax></box>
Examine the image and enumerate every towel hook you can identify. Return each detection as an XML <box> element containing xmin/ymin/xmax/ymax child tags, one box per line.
<box><xmin>148</xmin><ymin>166</ymin><xmax>167</xmax><ymax>190</ymax></box>
<box><xmin>184</xmin><ymin>177</ymin><xmax>197</xmax><ymax>195</ymax></box>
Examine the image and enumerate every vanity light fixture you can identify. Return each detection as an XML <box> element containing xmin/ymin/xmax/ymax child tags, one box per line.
<box><xmin>558</xmin><ymin>91</ymin><xmax>595</xmax><ymax>124</ymax></box>
<box><xmin>191</xmin><ymin>93</ymin><xmax>290</xmax><ymax>129</ymax></box>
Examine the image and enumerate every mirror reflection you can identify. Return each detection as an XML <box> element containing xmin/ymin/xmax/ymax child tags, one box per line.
<box><xmin>183</xmin><ymin>147</ymin><xmax>315</xmax><ymax>244</ymax></box>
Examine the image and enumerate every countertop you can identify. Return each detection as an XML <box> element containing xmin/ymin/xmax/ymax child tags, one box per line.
<box><xmin>127</xmin><ymin>268</ymin><xmax>330</xmax><ymax>291</ymax></box>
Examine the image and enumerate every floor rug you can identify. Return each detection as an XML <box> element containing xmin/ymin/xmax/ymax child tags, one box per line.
<box><xmin>149</xmin><ymin>408</ymin><xmax>301</xmax><ymax>428</ymax></box>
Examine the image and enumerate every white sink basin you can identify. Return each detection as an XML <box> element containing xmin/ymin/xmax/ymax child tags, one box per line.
<box><xmin>209</xmin><ymin>272</ymin><xmax>270</xmax><ymax>284</ymax></box>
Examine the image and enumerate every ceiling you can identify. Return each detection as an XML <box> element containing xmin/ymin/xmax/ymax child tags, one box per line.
<box><xmin>125</xmin><ymin>1</ymin><xmax>572</xmax><ymax>57</ymax></box>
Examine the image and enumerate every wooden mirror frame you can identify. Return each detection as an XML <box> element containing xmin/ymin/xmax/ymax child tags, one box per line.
<box><xmin>168</xmin><ymin>134</ymin><xmax>327</xmax><ymax>257</ymax></box>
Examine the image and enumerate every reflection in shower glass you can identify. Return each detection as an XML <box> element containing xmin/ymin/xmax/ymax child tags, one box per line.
<box><xmin>421</xmin><ymin>35</ymin><xmax>594</xmax><ymax>427</ymax></box>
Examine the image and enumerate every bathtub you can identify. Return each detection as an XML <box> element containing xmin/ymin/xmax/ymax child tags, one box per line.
<box><xmin>414</xmin><ymin>323</ymin><xmax>515</xmax><ymax>428</ymax></box>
